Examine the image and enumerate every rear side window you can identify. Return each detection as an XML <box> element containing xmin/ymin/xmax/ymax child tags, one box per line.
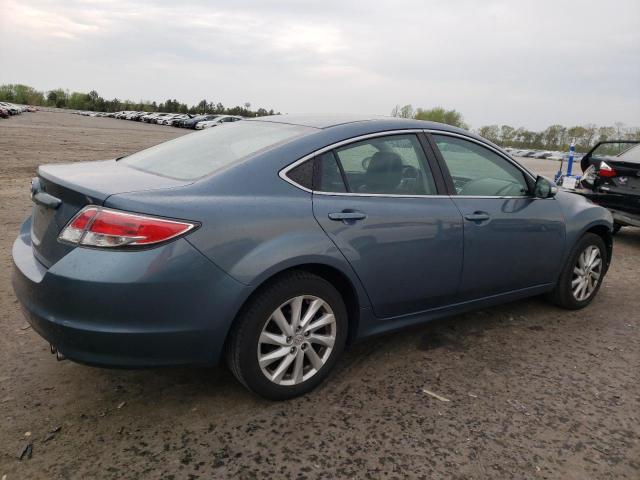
<box><xmin>333</xmin><ymin>135</ymin><xmax>436</xmax><ymax>195</ymax></box>
<box><xmin>433</xmin><ymin>135</ymin><xmax>529</xmax><ymax>196</ymax></box>
<box><xmin>287</xmin><ymin>159</ymin><xmax>314</xmax><ymax>190</ymax></box>
<box><xmin>122</xmin><ymin>121</ymin><xmax>313</xmax><ymax>180</ymax></box>
<box><xmin>317</xmin><ymin>152</ymin><xmax>347</xmax><ymax>193</ymax></box>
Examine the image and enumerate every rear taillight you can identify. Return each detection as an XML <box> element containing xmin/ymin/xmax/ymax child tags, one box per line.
<box><xmin>598</xmin><ymin>161</ymin><xmax>617</xmax><ymax>178</ymax></box>
<box><xmin>59</xmin><ymin>206</ymin><xmax>196</xmax><ymax>248</ymax></box>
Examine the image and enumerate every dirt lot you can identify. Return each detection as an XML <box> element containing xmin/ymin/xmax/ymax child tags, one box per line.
<box><xmin>1</xmin><ymin>112</ymin><xmax>638</xmax><ymax>479</ymax></box>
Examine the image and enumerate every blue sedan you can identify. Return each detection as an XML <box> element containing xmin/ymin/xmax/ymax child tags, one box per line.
<box><xmin>12</xmin><ymin>115</ymin><xmax>613</xmax><ymax>399</ymax></box>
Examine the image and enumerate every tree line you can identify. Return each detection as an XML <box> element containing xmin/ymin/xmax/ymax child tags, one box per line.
<box><xmin>392</xmin><ymin>104</ymin><xmax>640</xmax><ymax>153</ymax></box>
<box><xmin>0</xmin><ymin>84</ymin><xmax>279</xmax><ymax>118</ymax></box>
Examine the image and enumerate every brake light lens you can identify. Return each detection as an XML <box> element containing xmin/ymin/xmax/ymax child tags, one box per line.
<box><xmin>59</xmin><ymin>206</ymin><xmax>196</xmax><ymax>248</ymax></box>
<box><xmin>598</xmin><ymin>161</ymin><xmax>617</xmax><ymax>178</ymax></box>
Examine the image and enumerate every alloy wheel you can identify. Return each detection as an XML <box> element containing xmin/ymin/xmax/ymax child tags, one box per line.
<box><xmin>257</xmin><ymin>295</ymin><xmax>336</xmax><ymax>386</ymax></box>
<box><xmin>571</xmin><ymin>245</ymin><xmax>602</xmax><ymax>301</ymax></box>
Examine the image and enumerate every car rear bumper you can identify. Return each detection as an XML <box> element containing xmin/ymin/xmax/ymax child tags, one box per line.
<box><xmin>609</xmin><ymin>209</ymin><xmax>640</xmax><ymax>227</ymax></box>
<box><xmin>12</xmin><ymin>216</ymin><xmax>250</xmax><ymax>367</ymax></box>
<box><xmin>579</xmin><ymin>191</ymin><xmax>640</xmax><ymax>227</ymax></box>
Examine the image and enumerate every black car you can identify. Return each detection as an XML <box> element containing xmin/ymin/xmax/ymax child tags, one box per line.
<box><xmin>580</xmin><ymin>141</ymin><xmax>640</xmax><ymax>233</ymax></box>
<box><xmin>181</xmin><ymin>114</ymin><xmax>220</xmax><ymax>129</ymax></box>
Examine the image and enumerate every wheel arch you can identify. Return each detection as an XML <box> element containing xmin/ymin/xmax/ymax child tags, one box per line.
<box><xmin>584</xmin><ymin>223</ymin><xmax>613</xmax><ymax>271</ymax></box>
<box><xmin>223</xmin><ymin>262</ymin><xmax>364</xmax><ymax>358</ymax></box>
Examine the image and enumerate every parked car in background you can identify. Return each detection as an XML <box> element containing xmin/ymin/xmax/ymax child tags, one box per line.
<box><xmin>157</xmin><ymin>113</ymin><xmax>186</xmax><ymax>125</ymax></box>
<box><xmin>13</xmin><ymin>115</ymin><xmax>613</xmax><ymax>400</ymax></box>
<box><xmin>141</xmin><ymin>113</ymin><xmax>161</xmax><ymax>123</ymax></box>
<box><xmin>195</xmin><ymin>115</ymin><xmax>243</xmax><ymax>129</ymax></box>
<box><xmin>181</xmin><ymin>114</ymin><xmax>221</xmax><ymax>129</ymax></box>
<box><xmin>547</xmin><ymin>152</ymin><xmax>564</xmax><ymax>161</ymax></box>
<box><xmin>0</xmin><ymin>102</ymin><xmax>21</xmax><ymax>115</ymax></box>
<box><xmin>533</xmin><ymin>151</ymin><xmax>552</xmax><ymax>159</ymax></box>
<box><xmin>165</xmin><ymin>114</ymin><xmax>190</xmax><ymax>126</ymax></box>
<box><xmin>0</xmin><ymin>107</ymin><xmax>9</xmax><ymax>118</ymax></box>
<box><xmin>579</xmin><ymin>141</ymin><xmax>640</xmax><ymax>233</ymax></box>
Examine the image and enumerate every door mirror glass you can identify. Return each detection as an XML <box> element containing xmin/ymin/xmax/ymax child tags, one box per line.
<box><xmin>534</xmin><ymin>176</ymin><xmax>557</xmax><ymax>198</ymax></box>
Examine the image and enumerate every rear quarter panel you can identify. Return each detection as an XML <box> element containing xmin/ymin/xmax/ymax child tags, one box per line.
<box><xmin>104</xmin><ymin>142</ymin><xmax>372</xmax><ymax>308</ymax></box>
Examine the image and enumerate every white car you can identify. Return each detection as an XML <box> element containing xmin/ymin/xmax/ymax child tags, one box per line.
<box><xmin>0</xmin><ymin>102</ymin><xmax>22</xmax><ymax>115</ymax></box>
<box><xmin>159</xmin><ymin>114</ymin><xmax>188</xmax><ymax>126</ymax></box>
<box><xmin>195</xmin><ymin>115</ymin><xmax>243</xmax><ymax>129</ymax></box>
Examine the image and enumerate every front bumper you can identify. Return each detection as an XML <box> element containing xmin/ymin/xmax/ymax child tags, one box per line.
<box><xmin>12</xmin><ymin>217</ymin><xmax>250</xmax><ymax>367</ymax></box>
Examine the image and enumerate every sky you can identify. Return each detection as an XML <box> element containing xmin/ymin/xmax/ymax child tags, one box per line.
<box><xmin>1</xmin><ymin>0</ymin><xmax>638</xmax><ymax>130</ymax></box>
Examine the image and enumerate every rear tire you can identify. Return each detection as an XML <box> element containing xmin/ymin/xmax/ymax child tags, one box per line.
<box><xmin>226</xmin><ymin>271</ymin><xmax>347</xmax><ymax>400</ymax></box>
<box><xmin>549</xmin><ymin>233</ymin><xmax>607</xmax><ymax>309</ymax></box>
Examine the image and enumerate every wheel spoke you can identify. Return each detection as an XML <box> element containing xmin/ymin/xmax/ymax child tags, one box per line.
<box><xmin>305</xmin><ymin>346</ymin><xmax>324</xmax><ymax>370</ymax></box>
<box><xmin>259</xmin><ymin>331</ymin><xmax>289</xmax><ymax>347</ymax></box>
<box><xmin>591</xmin><ymin>269</ymin><xmax>601</xmax><ymax>280</ymax></box>
<box><xmin>591</xmin><ymin>258</ymin><xmax>601</xmax><ymax>269</ymax></box>
<box><xmin>299</xmin><ymin>299</ymin><xmax>324</xmax><ymax>330</ymax></box>
<box><xmin>578</xmin><ymin>252</ymin><xmax>586</xmax><ymax>269</ymax></box>
<box><xmin>292</xmin><ymin>349</ymin><xmax>304</xmax><ymax>384</ymax></box>
<box><xmin>574</xmin><ymin>266</ymin><xmax>585</xmax><ymax>276</ymax></box>
<box><xmin>308</xmin><ymin>334</ymin><xmax>335</xmax><ymax>348</ymax></box>
<box><xmin>289</xmin><ymin>297</ymin><xmax>303</xmax><ymax>331</ymax></box>
<box><xmin>271</xmin><ymin>307</ymin><xmax>293</xmax><ymax>337</ymax></box>
<box><xmin>271</xmin><ymin>352</ymin><xmax>296</xmax><ymax>383</ymax></box>
<box><xmin>258</xmin><ymin>346</ymin><xmax>290</xmax><ymax>367</ymax></box>
<box><xmin>305</xmin><ymin>313</ymin><xmax>335</xmax><ymax>333</ymax></box>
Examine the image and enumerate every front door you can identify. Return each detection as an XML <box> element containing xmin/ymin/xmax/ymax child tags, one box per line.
<box><xmin>311</xmin><ymin>133</ymin><xmax>464</xmax><ymax>318</ymax></box>
<box><xmin>430</xmin><ymin>133</ymin><xmax>565</xmax><ymax>301</ymax></box>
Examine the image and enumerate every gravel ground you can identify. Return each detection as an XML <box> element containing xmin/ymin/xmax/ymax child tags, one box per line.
<box><xmin>1</xmin><ymin>112</ymin><xmax>638</xmax><ymax>479</ymax></box>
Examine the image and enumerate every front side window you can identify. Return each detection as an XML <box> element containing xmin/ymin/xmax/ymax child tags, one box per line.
<box><xmin>330</xmin><ymin>135</ymin><xmax>437</xmax><ymax>195</ymax></box>
<box><xmin>122</xmin><ymin>121</ymin><xmax>312</xmax><ymax>180</ymax></box>
<box><xmin>433</xmin><ymin>135</ymin><xmax>529</xmax><ymax>196</ymax></box>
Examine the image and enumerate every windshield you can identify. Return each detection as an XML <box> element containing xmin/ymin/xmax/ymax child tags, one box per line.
<box><xmin>121</xmin><ymin>121</ymin><xmax>313</xmax><ymax>180</ymax></box>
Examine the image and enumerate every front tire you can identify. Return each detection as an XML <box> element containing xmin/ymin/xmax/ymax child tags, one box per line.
<box><xmin>226</xmin><ymin>271</ymin><xmax>347</xmax><ymax>400</ymax></box>
<box><xmin>549</xmin><ymin>233</ymin><xmax>607</xmax><ymax>309</ymax></box>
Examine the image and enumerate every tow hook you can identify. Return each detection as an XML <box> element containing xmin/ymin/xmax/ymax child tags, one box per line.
<box><xmin>50</xmin><ymin>344</ymin><xmax>66</xmax><ymax>361</ymax></box>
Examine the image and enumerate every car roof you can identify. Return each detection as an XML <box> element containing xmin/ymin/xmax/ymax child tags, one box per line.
<box><xmin>248</xmin><ymin>114</ymin><xmax>469</xmax><ymax>133</ymax></box>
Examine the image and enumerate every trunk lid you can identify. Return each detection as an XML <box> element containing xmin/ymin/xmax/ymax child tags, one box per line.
<box><xmin>31</xmin><ymin>159</ymin><xmax>190</xmax><ymax>267</ymax></box>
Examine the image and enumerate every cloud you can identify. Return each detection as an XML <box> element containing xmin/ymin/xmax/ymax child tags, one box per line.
<box><xmin>1</xmin><ymin>0</ymin><xmax>638</xmax><ymax>129</ymax></box>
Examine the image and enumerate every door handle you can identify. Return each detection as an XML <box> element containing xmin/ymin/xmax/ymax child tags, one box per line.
<box><xmin>328</xmin><ymin>211</ymin><xmax>367</xmax><ymax>221</ymax></box>
<box><xmin>464</xmin><ymin>212</ymin><xmax>490</xmax><ymax>222</ymax></box>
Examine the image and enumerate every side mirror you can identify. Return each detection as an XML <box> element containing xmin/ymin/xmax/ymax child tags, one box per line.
<box><xmin>534</xmin><ymin>176</ymin><xmax>558</xmax><ymax>199</ymax></box>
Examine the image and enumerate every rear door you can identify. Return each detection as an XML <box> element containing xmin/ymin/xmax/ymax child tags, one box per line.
<box><xmin>429</xmin><ymin>132</ymin><xmax>565</xmax><ymax>300</ymax></box>
<box><xmin>307</xmin><ymin>132</ymin><xmax>464</xmax><ymax>319</ymax></box>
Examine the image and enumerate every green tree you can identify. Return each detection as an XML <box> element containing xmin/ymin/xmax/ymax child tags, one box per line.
<box><xmin>477</xmin><ymin>125</ymin><xmax>500</xmax><ymax>143</ymax></box>
<box><xmin>413</xmin><ymin>106</ymin><xmax>468</xmax><ymax>129</ymax></box>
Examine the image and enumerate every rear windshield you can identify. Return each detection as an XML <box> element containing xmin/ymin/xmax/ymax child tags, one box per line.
<box><xmin>618</xmin><ymin>144</ymin><xmax>640</xmax><ymax>163</ymax></box>
<box><xmin>121</xmin><ymin>121</ymin><xmax>313</xmax><ymax>180</ymax></box>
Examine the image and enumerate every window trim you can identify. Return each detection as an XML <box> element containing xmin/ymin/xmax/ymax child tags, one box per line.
<box><xmin>280</xmin><ymin>129</ymin><xmax>445</xmax><ymax>198</ymax></box>
<box><xmin>425</xmin><ymin>130</ymin><xmax>537</xmax><ymax>199</ymax></box>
